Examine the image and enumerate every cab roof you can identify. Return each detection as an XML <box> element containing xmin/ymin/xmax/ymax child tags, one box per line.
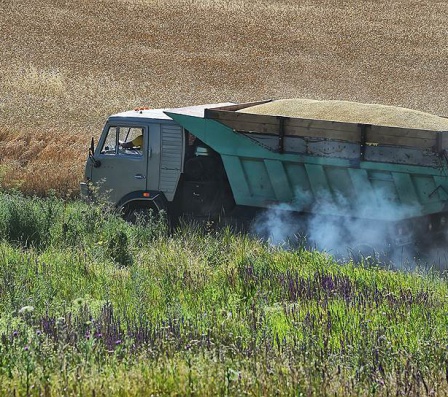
<box><xmin>110</xmin><ymin>103</ymin><xmax>235</xmax><ymax>121</ymax></box>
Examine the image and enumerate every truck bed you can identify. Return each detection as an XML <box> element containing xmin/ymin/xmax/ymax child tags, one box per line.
<box><xmin>203</xmin><ymin>101</ymin><xmax>448</xmax><ymax>167</ymax></box>
<box><xmin>165</xmin><ymin>100</ymin><xmax>448</xmax><ymax>223</ymax></box>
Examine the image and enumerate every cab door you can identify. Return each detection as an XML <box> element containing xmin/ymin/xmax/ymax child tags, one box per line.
<box><xmin>90</xmin><ymin>124</ymin><xmax>148</xmax><ymax>205</ymax></box>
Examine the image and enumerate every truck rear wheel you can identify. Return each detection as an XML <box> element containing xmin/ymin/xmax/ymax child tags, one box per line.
<box><xmin>348</xmin><ymin>244</ymin><xmax>383</xmax><ymax>265</ymax></box>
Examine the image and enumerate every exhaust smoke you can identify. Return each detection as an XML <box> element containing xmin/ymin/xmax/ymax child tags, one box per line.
<box><xmin>250</xmin><ymin>186</ymin><xmax>439</xmax><ymax>268</ymax></box>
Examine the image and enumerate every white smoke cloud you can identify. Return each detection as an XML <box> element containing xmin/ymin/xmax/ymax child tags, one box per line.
<box><xmin>251</xmin><ymin>186</ymin><xmax>430</xmax><ymax>268</ymax></box>
<box><xmin>251</xmin><ymin>203</ymin><xmax>303</xmax><ymax>247</ymax></box>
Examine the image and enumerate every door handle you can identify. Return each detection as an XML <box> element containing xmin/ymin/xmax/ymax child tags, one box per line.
<box><xmin>134</xmin><ymin>174</ymin><xmax>146</xmax><ymax>180</ymax></box>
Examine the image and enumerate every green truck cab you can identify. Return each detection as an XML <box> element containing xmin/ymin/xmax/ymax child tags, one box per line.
<box><xmin>81</xmin><ymin>104</ymin><xmax>234</xmax><ymax>220</ymax></box>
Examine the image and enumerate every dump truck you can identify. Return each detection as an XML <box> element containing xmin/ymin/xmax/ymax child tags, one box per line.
<box><xmin>81</xmin><ymin>99</ymin><xmax>448</xmax><ymax>257</ymax></box>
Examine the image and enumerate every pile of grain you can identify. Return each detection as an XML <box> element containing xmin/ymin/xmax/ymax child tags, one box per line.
<box><xmin>239</xmin><ymin>99</ymin><xmax>448</xmax><ymax>131</ymax></box>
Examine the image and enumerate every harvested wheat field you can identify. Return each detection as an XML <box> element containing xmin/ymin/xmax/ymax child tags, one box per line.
<box><xmin>1</xmin><ymin>0</ymin><xmax>448</xmax><ymax>196</ymax></box>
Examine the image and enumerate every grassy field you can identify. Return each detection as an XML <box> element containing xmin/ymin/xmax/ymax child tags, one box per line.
<box><xmin>1</xmin><ymin>0</ymin><xmax>448</xmax><ymax>195</ymax></box>
<box><xmin>1</xmin><ymin>192</ymin><xmax>448</xmax><ymax>395</ymax></box>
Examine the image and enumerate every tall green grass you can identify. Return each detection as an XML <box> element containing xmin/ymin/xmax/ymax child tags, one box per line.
<box><xmin>0</xmin><ymin>192</ymin><xmax>448</xmax><ymax>396</ymax></box>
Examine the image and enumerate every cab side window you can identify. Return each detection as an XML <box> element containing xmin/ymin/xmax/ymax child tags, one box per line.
<box><xmin>101</xmin><ymin>126</ymin><xmax>119</xmax><ymax>155</ymax></box>
<box><xmin>100</xmin><ymin>126</ymin><xmax>145</xmax><ymax>156</ymax></box>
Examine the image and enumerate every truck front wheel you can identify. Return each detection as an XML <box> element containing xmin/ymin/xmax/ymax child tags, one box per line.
<box><xmin>122</xmin><ymin>201</ymin><xmax>166</xmax><ymax>225</ymax></box>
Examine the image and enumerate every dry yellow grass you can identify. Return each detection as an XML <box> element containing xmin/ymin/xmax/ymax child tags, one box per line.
<box><xmin>1</xmin><ymin>0</ymin><xmax>447</xmax><ymax>195</ymax></box>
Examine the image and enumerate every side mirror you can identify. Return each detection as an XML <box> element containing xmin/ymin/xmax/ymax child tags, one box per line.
<box><xmin>89</xmin><ymin>137</ymin><xmax>101</xmax><ymax>168</ymax></box>
<box><xmin>89</xmin><ymin>137</ymin><xmax>95</xmax><ymax>156</ymax></box>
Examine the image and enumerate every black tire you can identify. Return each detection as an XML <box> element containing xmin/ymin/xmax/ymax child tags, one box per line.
<box><xmin>123</xmin><ymin>202</ymin><xmax>160</xmax><ymax>224</ymax></box>
<box><xmin>348</xmin><ymin>244</ymin><xmax>383</xmax><ymax>266</ymax></box>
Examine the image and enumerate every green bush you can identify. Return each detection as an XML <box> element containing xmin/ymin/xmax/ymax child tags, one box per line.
<box><xmin>0</xmin><ymin>192</ymin><xmax>61</xmax><ymax>249</ymax></box>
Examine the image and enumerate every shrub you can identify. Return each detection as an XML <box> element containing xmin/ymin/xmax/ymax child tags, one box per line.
<box><xmin>0</xmin><ymin>192</ymin><xmax>61</xmax><ymax>249</ymax></box>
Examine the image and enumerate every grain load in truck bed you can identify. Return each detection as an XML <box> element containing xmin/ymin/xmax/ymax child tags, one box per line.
<box><xmin>236</xmin><ymin>99</ymin><xmax>448</xmax><ymax>131</ymax></box>
<box><xmin>202</xmin><ymin>99</ymin><xmax>448</xmax><ymax>164</ymax></box>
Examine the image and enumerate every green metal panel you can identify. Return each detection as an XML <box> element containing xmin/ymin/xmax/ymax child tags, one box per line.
<box><xmin>166</xmin><ymin>112</ymin><xmax>448</xmax><ymax>221</ymax></box>
<box><xmin>368</xmin><ymin>172</ymin><xmax>399</xmax><ymax>209</ymax></box>
<box><xmin>392</xmin><ymin>172</ymin><xmax>419</xmax><ymax>206</ymax></box>
<box><xmin>305</xmin><ymin>164</ymin><xmax>330</xmax><ymax>197</ymax></box>
<box><xmin>326</xmin><ymin>167</ymin><xmax>353</xmax><ymax>197</ymax></box>
<box><xmin>243</xmin><ymin>159</ymin><xmax>276</xmax><ymax>199</ymax></box>
<box><xmin>264</xmin><ymin>160</ymin><xmax>293</xmax><ymax>202</ymax></box>
<box><xmin>413</xmin><ymin>175</ymin><xmax>439</xmax><ymax>204</ymax></box>
<box><xmin>433</xmin><ymin>176</ymin><xmax>448</xmax><ymax>202</ymax></box>
<box><xmin>220</xmin><ymin>155</ymin><xmax>252</xmax><ymax>205</ymax></box>
<box><xmin>348</xmin><ymin>169</ymin><xmax>377</xmax><ymax>209</ymax></box>
<box><xmin>284</xmin><ymin>163</ymin><xmax>313</xmax><ymax>210</ymax></box>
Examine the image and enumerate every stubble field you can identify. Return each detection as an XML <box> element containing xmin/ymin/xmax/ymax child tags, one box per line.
<box><xmin>1</xmin><ymin>0</ymin><xmax>447</xmax><ymax>195</ymax></box>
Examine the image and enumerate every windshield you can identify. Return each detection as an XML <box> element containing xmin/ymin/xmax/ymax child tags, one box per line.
<box><xmin>100</xmin><ymin>126</ymin><xmax>145</xmax><ymax>156</ymax></box>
